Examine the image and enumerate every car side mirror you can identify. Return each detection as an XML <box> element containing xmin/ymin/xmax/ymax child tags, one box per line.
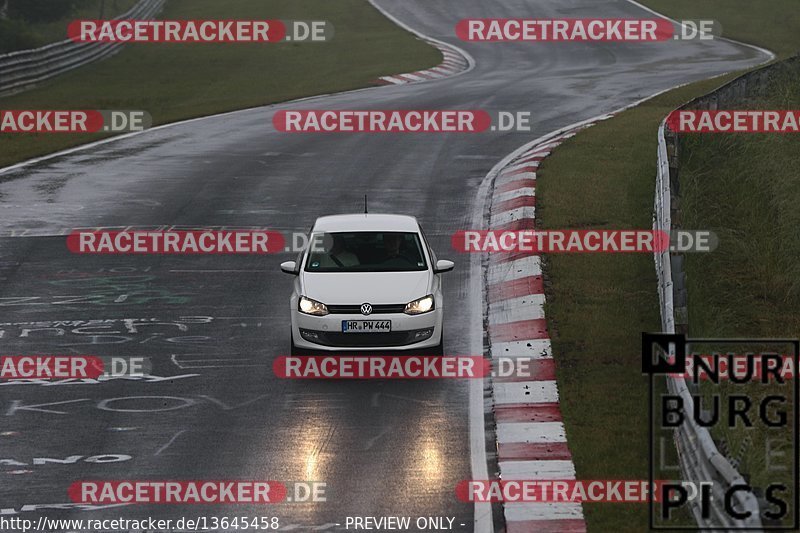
<box><xmin>280</xmin><ymin>261</ymin><xmax>298</xmax><ymax>275</ymax></box>
<box><xmin>434</xmin><ymin>259</ymin><xmax>454</xmax><ymax>273</ymax></box>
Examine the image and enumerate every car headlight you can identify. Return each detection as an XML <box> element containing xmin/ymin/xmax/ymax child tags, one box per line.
<box><xmin>299</xmin><ymin>296</ymin><xmax>328</xmax><ymax>316</ymax></box>
<box><xmin>404</xmin><ymin>294</ymin><xmax>435</xmax><ymax>315</ymax></box>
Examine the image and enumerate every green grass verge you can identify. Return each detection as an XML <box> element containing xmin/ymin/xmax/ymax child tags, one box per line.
<box><xmin>0</xmin><ymin>0</ymin><xmax>440</xmax><ymax>168</ymax></box>
<box><xmin>680</xmin><ymin>65</ymin><xmax>800</xmax><ymax>507</ymax></box>
<box><xmin>680</xmin><ymin>67</ymin><xmax>800</xmax><ymax>339</ymax></box>
<box><xmin>539</xmin><ymin>2</ymin><xmax>800</xmax><ymax>531</ymax></box>
<box><xmin>537</xmin><ymin>74</ymin><xmax>738</xmax><ymax>532</ymax></box>
<box><xmin>640</xmin><ymin>0</ymin><xmax>800</xmax><ymax>59</ymax></box>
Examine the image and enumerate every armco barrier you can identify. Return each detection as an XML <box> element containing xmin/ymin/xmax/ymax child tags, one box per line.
<box><xmin>0</xmin><ymin>0</ymin><xmax>165</xmax><ymax>96</ymax></box>
<box><xmin>654</xmin><ymin>55</ymin><xmax>799</xmax><ymax>529</ymax></box>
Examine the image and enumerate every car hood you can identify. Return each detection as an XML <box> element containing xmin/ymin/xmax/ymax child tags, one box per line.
<box><xmin>301</xmin><ymin>271</ymin><xmax>431</xmax><ymax>305</ymax></box>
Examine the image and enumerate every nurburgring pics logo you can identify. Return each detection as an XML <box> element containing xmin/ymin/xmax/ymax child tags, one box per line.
<box><xmin>643</xmin><ymin>333</ymin><xmax>799</xmax><ymax>529</ymax></box>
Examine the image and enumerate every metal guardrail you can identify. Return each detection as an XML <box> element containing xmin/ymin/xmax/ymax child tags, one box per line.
<box><xmin>0</xmin><ymin>0</ymin><xmax>165</xmax><ymax>95</ymax></box>
<box><xmin>655</xmin><ymin>120</ymin><xmax>764</xmax><ymax>530</ymax></box>
<box><xmin>654</xmin><ymin>55</ymin><xmax>800</xmax><ymax>529</ymax></box>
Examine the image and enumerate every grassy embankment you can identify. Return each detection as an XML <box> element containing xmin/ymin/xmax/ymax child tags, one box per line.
<box><xmin>538</xmin><ymin>2</ymin><xmax>800</xmax><ymax>530</ymax></box>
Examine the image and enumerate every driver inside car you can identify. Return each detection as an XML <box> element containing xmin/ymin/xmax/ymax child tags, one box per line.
<box><xmin>381</xmin><ymin>233</ymin><xmax>415</xmax><ymax>268</ymax></box>
<box><xmin>316</xmin><ymin>233</ymin><xmax>359</xmax><ymax>268</ymax></box>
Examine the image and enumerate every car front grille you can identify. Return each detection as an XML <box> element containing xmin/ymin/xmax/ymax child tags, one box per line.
<box><xmin>326</xmin><ymin>304</ymin><xmax>406</xmax><ymax>314</ymax></box>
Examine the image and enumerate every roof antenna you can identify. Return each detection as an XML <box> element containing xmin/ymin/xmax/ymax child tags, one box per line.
<box><xmin>364</xmin><ymin>194</ymin><xmax>368</xmax><ymax>214</ymax></box>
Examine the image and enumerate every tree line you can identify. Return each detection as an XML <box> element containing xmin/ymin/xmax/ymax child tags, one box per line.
<box><xmin>0</xmin><ymin>0</ymin><xmax>122</xmax><ymax>53</ymax></box>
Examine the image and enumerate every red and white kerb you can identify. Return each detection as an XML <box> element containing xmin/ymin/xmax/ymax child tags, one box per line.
<box><xmin>377</xmin><ymin>39</ymin><xmax>470</xmax><ymax>85</ymax></box>
<box><xmin>487</xmin><ymin>125</ymin><xmax>596</xmax><ymax>533</ymax></box>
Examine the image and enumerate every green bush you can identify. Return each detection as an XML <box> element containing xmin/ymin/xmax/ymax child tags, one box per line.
<box><xmin>0</xmin><ymin>18</ymin><xmax>38</xmax><ymax>53</ymax></box>
<box><xmin>8</xmin><ymin>0</ymin><xmax>78</xmax><ymax>23</ymax></box>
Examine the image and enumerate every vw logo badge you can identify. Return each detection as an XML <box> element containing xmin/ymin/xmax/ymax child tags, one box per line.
<box><xmin>360</xmin><ymin>303</ymin><xmax>373</xmax><ymax>316</ymax></box>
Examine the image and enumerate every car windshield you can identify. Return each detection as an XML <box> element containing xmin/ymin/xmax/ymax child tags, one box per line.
<box><xmin>304</xmin><ymin>231</ymin><xmax>428</xmax><ymax>272</ymax></box>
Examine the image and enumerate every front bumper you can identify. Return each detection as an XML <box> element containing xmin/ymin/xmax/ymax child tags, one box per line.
<box><xmin>291</xmin><ymin>308</ymin><xmax>443</xmax><ymax>351</ymax></box>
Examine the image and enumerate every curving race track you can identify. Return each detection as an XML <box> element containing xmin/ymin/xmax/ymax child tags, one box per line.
<box><xmin>0</xmin><ymin>0</ymin><xmax>767</xmax><ymax>530</ymax></box>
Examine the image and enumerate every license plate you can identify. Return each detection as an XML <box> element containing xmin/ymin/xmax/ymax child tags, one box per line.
<box><xmin>342</xmin><ymin>320</ymin><xmax>391</xmax><ymax>333</ymax></box>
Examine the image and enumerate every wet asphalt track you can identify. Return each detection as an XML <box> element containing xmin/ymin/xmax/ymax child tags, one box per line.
<box><xmin>0</xmin><ymin>0</ymin><xmax>767</xmax><ymax>530</ymax></box>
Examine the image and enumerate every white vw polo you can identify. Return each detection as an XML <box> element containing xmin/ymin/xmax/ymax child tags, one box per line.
<box><xmin>281</xmin><ymin>214</ymin><xmax>454</xmax><ymax>354</ymax></box>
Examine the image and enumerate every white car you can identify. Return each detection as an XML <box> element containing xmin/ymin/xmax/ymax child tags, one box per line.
<box><xmin>281</xmin><ymin>214</ymin><xmax>454</xmax><ymax>355</ymax></box>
